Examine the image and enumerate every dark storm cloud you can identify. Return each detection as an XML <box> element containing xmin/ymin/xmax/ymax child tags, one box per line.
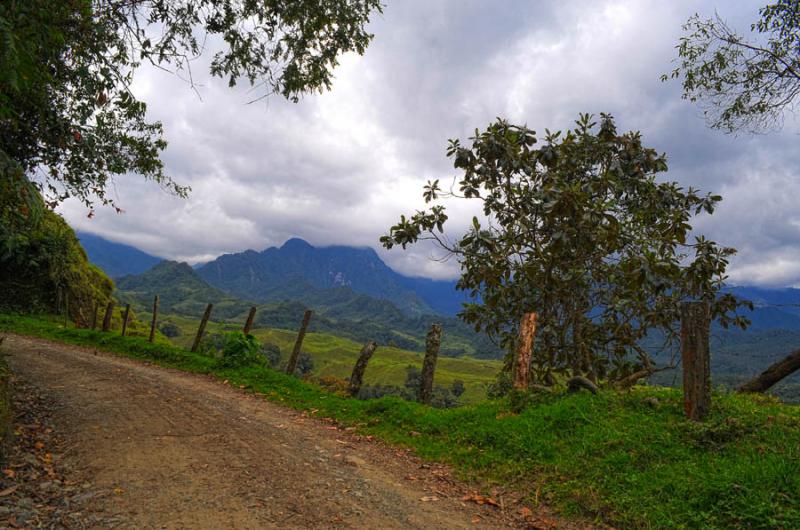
<box><xmin>61</xmin><ymin>0</ymin><xmax>800</xmax><ymax>285</ymax></box>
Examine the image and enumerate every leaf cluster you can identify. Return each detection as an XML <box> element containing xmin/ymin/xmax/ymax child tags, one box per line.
<box><xmin>382</xmin><ymin>114</ymin><xmax>751</xmax><ymax>384</ymax></box>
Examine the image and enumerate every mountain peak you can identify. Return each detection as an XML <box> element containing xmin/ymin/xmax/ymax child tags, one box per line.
<box><xmin>280</xmin><ymin>238</ymin><xmax>314</xmax><ymax>252</ymax></box>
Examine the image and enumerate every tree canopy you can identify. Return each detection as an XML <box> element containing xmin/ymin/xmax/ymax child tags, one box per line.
<box><xmin>0</xmin><ymin>0</ymin><xmax>382</xmax><ymax>210</ymax></box>
<box><xmin>382</xmin><ymin>114</ymin><xmax>750</xmax><ymax>386</ymax></box>
<box><xmin>667</xmin><ymin>1</ymin><xmax>800</xmax><ymax>133</ymax></box>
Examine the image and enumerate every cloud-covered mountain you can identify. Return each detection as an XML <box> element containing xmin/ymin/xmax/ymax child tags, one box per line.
<box><xmin>196</xmin><ymin>238</ymin><xmax>469</xmax><ymax>316</ymax></box>
<box><xmin>77</xmin><ymin>231</ymin><xmax>162</xmax><ymax>278</ymax></box>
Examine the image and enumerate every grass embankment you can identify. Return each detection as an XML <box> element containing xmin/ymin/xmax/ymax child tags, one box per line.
<box><xmin>2</xmin><ymin>314</ymin><xmax>799</xmax><ymax>528</ymax></box>
<box><xmin>161</xmin><ymin>313</ymin><xmax>499</xmax><ymax>404</ymax></box>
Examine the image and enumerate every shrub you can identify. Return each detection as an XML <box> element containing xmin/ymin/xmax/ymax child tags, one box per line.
<box><xmin>216</xmin><ymin>332</ymin><xmax>263</xmax><ymax>368</ymax></box>
<box><xmin>159</xmin><ymin>321</ymin><xmax>181</xmax><ymax>338</ymax></box>
<box><xmin>261</xmin><ymin>342</ymin><xmax>282</xmax><ymax>368</ymax></box>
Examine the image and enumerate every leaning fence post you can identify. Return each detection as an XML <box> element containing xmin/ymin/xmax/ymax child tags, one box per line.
<box><xmin>120</xmin><ymin>304</ymin><xmax>131</xmax><ymax>337</ymax></box>
<box><xmin>191</xmin><ymin>303</ymin><xmax>214</xmax><ymax>353</ymax></box>
<box><xmin>513</xmin><ymin>312</ymin><xmax>538</xmax><ymax>390</ymax></box>
<box><xmin>286</xmin><ymin>310</ymin><xmax>313</xmax><ymax>375</ymax></box>
<box><xmin>63</xmin><ymin>291</ymin><xmax>69</xmax><ymax>328</ymax></box>
<box><xmin>243</xmin><ymin>306</ymin><xmax>257</xmax><ymax>335</ymax></box>
<box><xmin>91</xmin><ymin>301</ymin><xmax>99</xmax><ymax>330</ymax></box>
<box><xmin>419</xmin><ymin>324</ymin><xmax>442</xmax><ymax>405</ymax></box>
<box><xmin>102</xmin><ymin>301</ymin><xmax>115</xmax><ymax>332</ymax></box>
<box><xmin>681</xmin><ymin>300</ymin><xmax>711</xmax><ymax>421</ymax></box>
<box><xmin>348</xmin><ymin>341</ymin><xmax>378</xmax><ymax>396</ymax></box>
<box><xmin>149</xmin><ymin>295</ymin><xmax>159</xmax><ymax>343</ymax></box>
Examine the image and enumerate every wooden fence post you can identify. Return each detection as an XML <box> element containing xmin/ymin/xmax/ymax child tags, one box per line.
<box><xmin>243</xmin><ymin>306</ymin><xmax>257</xmax><ymax>335</ymax></box>
<box><xmin>513</xmin><ymin>312</ymin><xmax>538</xmax><ymax>390</ymax></box>
<box><xmin>91</xmin><ymin>301</ymin><xmax>99</xmax><ymax>330</ymax></box>
<box><xmin>120</xmin><ymin>304</ymin><xmax>131</xmax><ymax>337</ymax></box>
<box><xmin>63</xmin><ymin>291</ymin><xmax>69</xmax><ymax>328</ymax></box>
<box><xmin>681</xmin><ymin>301</ymin><xmax>711</xmax><ymax>421</ymax></box>
<box><xmin>348</xmin><ymin>341</ymin><xmax>378</xmax><ymax>396</ymax></box>
<box><xmin>149</xmin><ymin>295</ymin><xmax>159</xmax><ymax>343</ymax></box>
<box><xmin>102</xmin><ymin>301</ymin><xmax>115</xmax><ymax>332</ymax></box>
<box><xmin>419</xmin><ymin>324</ymin><xmax>442</xmax><ymax>405</ymax></box>
<box><xmin>191</xmin><ymin>303</ymin><xmax>214</xmax><ymax>353</ymax></box>
<box><xmin>286</xmin><ymin>310</ymin><xmax>313</xmax><ymax>375</ymax></box>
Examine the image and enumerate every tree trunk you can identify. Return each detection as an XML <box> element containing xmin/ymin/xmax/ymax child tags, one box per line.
<box><xmin>348</xmin><ymin>341</ymin><xmax>378</xmax><ymax>396</ymax></box>
<box><xmin>149</xmin><ymin>295</ymin><xmax>159</xmax><ymax>343</ymax></box>
<box><xmin>286</xmin><ymin>310</ymin><xmax>313</xmax><ymax>375</ymax></box>
<box><xmin>737</xmin><ymin>349</ymin><xmax>800</xmax><ymax>393</ymax></box>
<box><xmin>512</xmin><ymin>313</ymin><xmax>537</xmax><ymax>390</ymax></box>
<box><xmin>418</xmin><ymin>324</ymin><xmax>442</xmax><ymax>405</ymax></box>
<box><xmin>102</xmin><ymin>301</ymin><xmax>115</xmax><ymax>332</ymax></box>
<box><xmin>243</xmin><ymin>306</ymin><xmax>257</xmax><ymax>335</ymax></box>
<box><xmin>191</xmin><ymin>303</ymin><xmax>214</xmax><ymax>353</ymax></box>
<box><xmin>681</xmin><ymin>301</ymin><xmax>710</xmax><ymax>421</ymax></box>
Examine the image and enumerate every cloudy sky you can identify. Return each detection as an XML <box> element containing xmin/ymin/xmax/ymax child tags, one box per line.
<box><xmin>60</xmin><ymin>0</ymin><xmax>800</xmax><ymax>286</ymax></box>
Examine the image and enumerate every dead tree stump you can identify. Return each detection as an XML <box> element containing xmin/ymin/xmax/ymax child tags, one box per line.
<box><xmin>101</xmin><ymin>301</ymin><xmax>115</xmax><ymax>332</ymax></box>
<box><xmin>513</xmin><ymin>312</ymin><xmax>538</xmax><ymax>390</ymax></box>
<box><xmin>681</xmin><ymin>301</ymin><xmax>711</xmax><ymax>421</ymax></box>
<box><xmin>419</xmin><ymin>324</ymin><xmax>442</xmax><ymax>405</ymax></box>
<box><xmin>286</xmin><ymin>310</ymin><xmax>313</xmax><ymax>375</ymax></box>
<box><xmin>348</xmin><ymin>341</ymin><xmax>378</xmax><ymax>396</ymax></box>
<box><xmin>191</xmin><ymin>303</ymin><xmax>214</xmax><ymax>353</ymax></box>
<box><xmin>149</xmin><ymin>295</ymin><xmax>159</xmax><ymax>343</ymax></box>
<box><xmin>120</xmin><ymin>304</ymin><xmax>131</xmax><ymax>337</ymax></box>
<box><xmin>243</xmin><ymin>306</ymin><xmax>257</xmax><ymax>335</ymax></box>
<box><xmin>737</xmin><ymin>349</ymin><xmax>800</xmax><ymax>393</ymax></box>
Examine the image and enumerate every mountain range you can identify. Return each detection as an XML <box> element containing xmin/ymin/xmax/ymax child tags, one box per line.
<box><xmin>84</xmin><ymin>232</ymin><xmax>800</xmax><ymax>384</ymax></box>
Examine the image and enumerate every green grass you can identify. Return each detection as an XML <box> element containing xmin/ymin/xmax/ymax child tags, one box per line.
<box><xmin>2</xmin><ymin>313</ymin><xmax>799</xmax><ymax>528</ymax></box>
<box><xmin>160</xmin><ymin>313</ymin><xmax>500</xmax><ymax>403</ymax></box>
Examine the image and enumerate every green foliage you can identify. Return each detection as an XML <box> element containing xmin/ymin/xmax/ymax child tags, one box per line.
<box><xmin>297</xmin><ymin>351</ymin><xmax>315</xmax><ymax>376</ymax></box>
<box><xmin>3</xmin><ymin>313</ymin><xmax>799</xmax><ymax>528</ymax></box>
<box><xmin>667</xmin><ymin>1</ymin><xmax>800</xmax><ymax>132</ymax></box>
<box><xmin>158</xmin><ymin>321</ymin><xmax>181</xmax><ymax>338</ymax></box>
<box><xmin>216</xmin><ymin>331</ymin><xmax>263</xmax><ymax>369</ymax></box>
<box><xmin>0</xmin><ymin>0</ymin><xmax>381</xmax><ymax>209</ymax></box>
<box><xmin>382</xmin><ymin>114</ymin><xmax>750</xmax><ymax>385</ymax></box>
<box><xmin>261</xmin><ymin>342</ymin><xmax>282</xmax><ymax>369</ymax></box>
<box><xmin>0</xmin><ymin>187</ymin><xmax>113</xmax><ymax>319</ymax></box>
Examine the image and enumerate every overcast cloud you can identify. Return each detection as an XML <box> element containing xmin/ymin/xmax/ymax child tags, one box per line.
<box><xmin>59</xmin><ymin>0</ymin><xmax>800</xmax><ymax>286</ymax></box>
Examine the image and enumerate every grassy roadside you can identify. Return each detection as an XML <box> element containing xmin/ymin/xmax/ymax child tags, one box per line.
<box><xmin>2</xmin><ymin>314</ymin><xmax>799</xmax><ymax>528</ymax></box>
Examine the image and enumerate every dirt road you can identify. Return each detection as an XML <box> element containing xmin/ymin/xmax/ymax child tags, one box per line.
<box><xmin>1</xmin><ymin>335</ymin><xmax>564</xmax><ymax>529</ymax></box>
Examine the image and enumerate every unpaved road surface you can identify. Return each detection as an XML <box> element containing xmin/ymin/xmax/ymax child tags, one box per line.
<box><xmin>2</xmin><ymin>335</ymin><xmax>574</xmax><ymax>529</ymax></box>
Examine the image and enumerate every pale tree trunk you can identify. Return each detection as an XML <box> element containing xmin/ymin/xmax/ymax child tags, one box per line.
<box><xmin>512</xmin><ymin>313</ymin><xmax>538</xmax><ymax>390</ymax></box>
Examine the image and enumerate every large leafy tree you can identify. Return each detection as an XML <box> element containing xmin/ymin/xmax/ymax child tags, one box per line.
<box><xmin>0</xmin><ymin>0</ymin><xmax>382</xmax><ymax>210</ymax></box>
<box><xmin>667</xmin><ymin>1</ymin><xmax>800</xmax><ymax>133</ymax></box>
<box><xmin>381</xmin><ymin>114</ymin><xmax>749</xmax><ymax>386</ymax></box>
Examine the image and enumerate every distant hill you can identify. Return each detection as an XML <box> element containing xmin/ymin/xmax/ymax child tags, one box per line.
<box><xmin>77</xmin><ymin>231</ymin><xmax>162</xmax><ymax>278</ymax></box>
<box><xmin>115</xmin><ymin>260</ymin><xmax>251</xmax><ymax>319</ymax></box>
<box><xmin>197</xmin><ymin>238</ymin><xmax>469</xmax><ymax>316</ymax></box>
<box><xmin>115</xmin><ymin>260</ymin><xmax>500</xmax><ymax>358</ymax></box>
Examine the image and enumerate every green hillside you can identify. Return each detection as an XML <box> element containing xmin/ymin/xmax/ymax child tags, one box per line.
<box><xmin>115</xmin><ymin>262</ymin><xmax>501</xmax><ymax>358</ymax></box>
<box><xmin>159</xmin><ymin>313</ymin><xmax>500</xmax><ymax>404</ymax></box>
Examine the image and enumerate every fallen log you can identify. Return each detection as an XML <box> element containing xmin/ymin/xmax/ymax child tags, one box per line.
<box><xmin>737</xmin><ymin>349</ymin><xmax>800</xmax><ymax>394</ymax></box>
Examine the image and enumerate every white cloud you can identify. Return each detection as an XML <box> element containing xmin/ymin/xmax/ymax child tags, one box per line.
<box><xmin>60</xmin><ymin>0</ymin><xmax>800</xmax><ymax>286</ymax></box>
